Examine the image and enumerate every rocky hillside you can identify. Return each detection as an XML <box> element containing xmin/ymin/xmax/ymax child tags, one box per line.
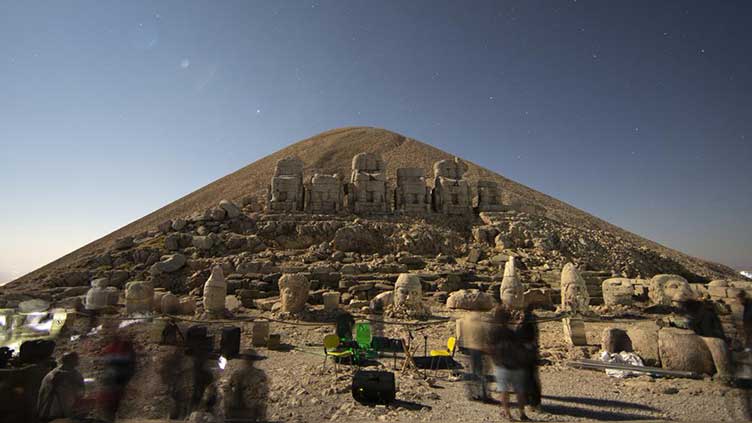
<box><xmin>4</xmin><ymin>127</ymin><xmax>737</xmax><ymax>293</ymax></box>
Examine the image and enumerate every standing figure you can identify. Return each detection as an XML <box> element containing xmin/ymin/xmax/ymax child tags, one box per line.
<box><xmin>37</xmin><ymin>352</ymin><xmax>85</xmax><ymax>422</ymax></box>
<box><xmin>98</xmin><ymin>330</ymin><xmax>136</xmax><ymax>422</ymax></box>
<box><xmin>490</xmin><ymin>305</ymin><xmax>529</xmax><ymax>421</ymax></box>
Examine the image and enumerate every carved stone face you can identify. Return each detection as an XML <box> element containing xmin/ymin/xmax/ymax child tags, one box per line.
<box><xmin>500</xmin><ymin>257</ymin><xmax>524</xmax><ymax>310</ymax></box>
<box><xmin>393</xmin><ymin>274</ymin><xmax>422</xmax><ymax>309</ymax></box>
<box><xmin>278</xmin><ymin>273</ymin><xmax>310</xmax><ymax>313</ymax></box>
<box><xmin>602</xmin><ymin>278</ymin><xmax>634</xmax><ymax>306</ymax></box>
<box><xmin>665</xmin><ymin>279</ymin><xmax>693</xmax><ymax>303</ymax></box>
<box><xmin>649</xmin><ymin>274</ymin><xmax>694</xmax><ymax>306</ymax></box>
<box><xmin>560</xmin><ymin>263</ymin><xmax>590</xmax><ymax>313</ymax></box>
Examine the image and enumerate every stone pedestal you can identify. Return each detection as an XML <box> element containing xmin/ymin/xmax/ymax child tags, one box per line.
<box><xmin>322</xmin><ymin>292</ymin><xmax>340</xmax><ymax>311</ymax></box>
<box><xmin>563</xmin><ymin>317</ymin><xmax>587</xmax><ymax>346</ymax></box>
<box><xmin>252</xmin><ymin>321</ymin><xmax>270</xmax><ymax>347</ymax></box>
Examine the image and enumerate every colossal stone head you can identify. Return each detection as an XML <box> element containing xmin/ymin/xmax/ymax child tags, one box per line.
<box><xmin>278</xmin><ymin>273</ymin><xmax>310</xmax><ymax>313</ymax></box>
<box><xmin>500</xmin><ymin>257</ymin><xmax>524</xmax><ymax>310</ymax></box>
<box><xmin>352</xmin><ymin>152</ymin><xmax>385</xmax><ymax>173</ymax></box>
<box><xmin>393</xmin><ymin>273</ymin><xmax>423</xmax><ymax>309</ymax></box>
<box><xmin>433</xmin><ymin>157</ymin><xmax>468</xmax><ymax>180</ymax></box>
<box><xmin>274</xmin><ymin>156</ymin><xmax>304</xmax><ymax>177</ymax></box>
<box><xmin>601</xmin><ymin>278</ymin><xmax>634</xmax><ymax>306</ymax></box>
<box><xmin>560</xmin><ymin>263</ymin><xmax>590</xmax><ymax>314</ymax></box>
<box><xmin>648</xmin><ymin>274</ymin><xmax>694</xmax><ymax>306</ymax></box>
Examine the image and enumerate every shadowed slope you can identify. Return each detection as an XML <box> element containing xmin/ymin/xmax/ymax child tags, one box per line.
<box><xmin>7</xmin><ymin>126</ymin><xmax>736</xmax><ymax>288</ymax></box>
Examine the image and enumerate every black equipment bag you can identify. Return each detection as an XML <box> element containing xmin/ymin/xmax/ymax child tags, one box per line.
<box><xmin>220</xmin><ymin>326</ymin><xmax>241</xmax><ymax>358</ymax></box>
<box><xmin>19</xmin><ymin>339</ymin><xmax>56</xmax><ymax>364</ymax></box>
<box><xmin>371</xmin><ymin>336</ymin><xmax>403</xmax><ymax>352</ymax></box>
<box><xmin>185</xmin><ymin>325</ymin><xmax>212</xmax><ymax>355</ymax></box>
<box><xmin>352</xmin><ymin>370</ymin><xmax>396</xmax><ymax>404</ymax></box>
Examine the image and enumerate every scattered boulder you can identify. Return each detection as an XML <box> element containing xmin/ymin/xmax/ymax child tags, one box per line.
<box><xmin>627</xmin><ymin>321</ymin><xmax>661</xmax><ymax>366</ymax></box>
<box><xmin>125</xmin><ymin>281</ymin><xmax>154</xmax><ymax>314</ymax></box>
<box><xmin>658</xmin><ymin>327</ymin><xmax>714</xmax><ymax>374</ymax></box>
<box><xmin>225</xmin><ymin>295</ymin><xmax>241</xmax><ymax>312</ymax></box>
<box><xmin>219</xmin><ymin>200</ymin><xmax>242</xmax><ymax>218</ymax></box>
<box><xmin>332</xmin><ymin>224</ymin><xmax>381</xmax><ymax>253</ymax></box>
<box><xmin>446</xmin><ymin>289</ymin><xmax>495</xmax><ymax>311</ymax></box>
<box><xmin>172</xmin><ymin>218</ymin><xmax>187</xmax><ymax>231</ymax></box>
<box><xmin>114</xmin><ymin>236</ymin><xmax>134</xmax><ymax>250</ymax></box>
<box><xmin>161</xmin><ymin>292</ymin><xmax>179</xmax><ymax>314</ymax></box>
<box><xmin>150</xmin><ymin>253</ymin><xmax>187</xmax><ymax>275</ymax></box>
<box><xmin>193</xmin><ymin>236</ymin><xmax>215</xmax><ymax>250</ymax></box>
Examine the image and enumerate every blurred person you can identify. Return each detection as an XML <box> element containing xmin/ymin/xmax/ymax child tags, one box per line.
<box><xmin>491</xmin><ymin>305</ymin><xmax>529</xmax><ymax>421</ymax></box>
<box><xmin>458</xmin><ymin>311</ymin><xmax>492</xmax><ymax>402</ymax></box>
<box><xmin>97</xmin><ymin>325</ymin><xmax>136</xmax><ymax>422</ymax></box>
<box><xmin>739</xmin><ymin>291</ymin><xmax>752</xmax><ymax>352</ymax></box>
<box><xmin>219</xmin><ymin>356</ymin><xmax>268</xmax><ymax>422</ymax></box>
<box><xmin>37</xmin><ymin>352</ymin><xmax>85</xmax><ymax>422</ymax></box>
<box><xmin>518</xmin><ymin>306</ymin><xmax>541</xmax><ymax>410</ymax></box>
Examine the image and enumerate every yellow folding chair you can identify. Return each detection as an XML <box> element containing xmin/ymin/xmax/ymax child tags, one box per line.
<box><xmin>429</xmin><ymin>336</ymin><xmax>457</xmax><ymax>376</ymax></box>
<box><xmin>323</xmin><ymin>334</ymin><xmax>353</xmax><ymax>375</ymax></box>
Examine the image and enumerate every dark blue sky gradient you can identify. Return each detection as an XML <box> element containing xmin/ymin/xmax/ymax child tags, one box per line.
<box><xmin>1</xmin><ymin>1</ymin><xmax>750</xmax><ymax>282</ymax></box>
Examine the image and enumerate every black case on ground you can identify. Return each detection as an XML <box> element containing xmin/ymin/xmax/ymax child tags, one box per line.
<box><xmin>19</xmin><ymin>339</ymin><xmax>56</xmax><ymax>364</ymax></box>
<box><xmin>185</xmin><ymin>325</ymin><xmax>212</xmax><ymax>355</ymax></box>
<box><xmin>351</xmin><ymin>370</ymin><xmax>396</xmax><ymax>404</ymax></box>
<box><xmin>220</xmin><ymin>326</ymin><xmax>241</xmax><ymax>358</ymax></box>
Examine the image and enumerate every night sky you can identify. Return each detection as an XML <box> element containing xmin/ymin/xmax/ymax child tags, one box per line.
<box><xmin>1</xmin><ymin>1</ymin><xmax>750</xmax><ymax>283</ymax></box>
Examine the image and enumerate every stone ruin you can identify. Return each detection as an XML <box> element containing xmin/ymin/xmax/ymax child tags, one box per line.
<box><xmin>431</xmin><ymin>157</ymin><xmax>472</xmax><ymax>215</ymax></box>
<box><xmin>267</xmin><ymin>156</ymin><xmax>304</xmax><ymax>212</ymax></box>
<box><xmin>475</xmin><ymin>180</ymin><xmax>504</xmax><ymax>212</ymax></box>
<box><xmin>277</xmin><ymin>273</ymin><xmax>310</xmax><ymax>313</ymax></box>
<box><xmin>265</xmin><ymin>153</ymin><xmax>508</xmax><ymax>216</ymax></box>
<box><xmin>601</xmin><ymin>277</ymin><xmax>635</xmax><ymax>306</ymax></box>
<box><xmin>203</xmin><ymin>265</ymin><xmax>227</xmax><ymax>316</ymax></box>
<box><xmin>648</xmin><ymin>274</ymin><xmax>694</xmax><ymax>306</ymax></box>
<box><xmin>500</xmin><ymin>257</ymin><xmax>524</xmax><ymax>310</ymax></box>
<box><xmin>304</xmin><ymin>173</ymin><xmax>344</xmax><ymax>214</ymax></box>
<box><xmin>347</xmin><ymin>152</ymin><xmax>389</xmax><ymax>213</ymax></box>
<box><xmin>394</xmin><ymin>168</ymin><xmax>430</xmax><ymax>213</ymax></box>
<box><xmin>560</xmin><ymin>262</ymin><xmax>590</xmax><ymax>314</ymax></box>
<box><xmin>388</xmin><ymin>273</ymin><xmax>430</xmax><ymax>318</ymax></box>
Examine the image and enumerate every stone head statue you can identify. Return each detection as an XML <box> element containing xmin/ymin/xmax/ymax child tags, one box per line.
<box><xmin>648</xmin><ymin>274</ymin><xmax>694</xmax><ymax>306</ymax></box>
<box><xmin>278</xmin><ymin>273</ymin><xmax>310</xmax><ymax>313</ymax></box>
<box><xmin>500</xmin><ymin>257</ymin><xmax>524</xmax><ymax>310</ymax></box>
<box><xmin>560</xmin><ymin>262</ymin><xmax>590</xmax><ymax>314</ymax></box>
<box><xmin>602</xmin><ymin>278</ymin><xmax>634</xmax><ymax>306</ymax></box>
<box><xmin>393</xmin><ymin>273</ymin><xmax>423</xmax><ymax>309</ymax></box>
<box><xmin>352</xmin><ymin>152</ymin><xmax>384</xmax><ymax>173</ymax></box>
<box><xmin>433</xmin><ymin>157</ymin><xmax>468</xmax><ymax>180</ymax></box>
<box><xmin>274</xmin><ymin>156</ymin><xmax>304</xmax><ymax>177</ymax></box>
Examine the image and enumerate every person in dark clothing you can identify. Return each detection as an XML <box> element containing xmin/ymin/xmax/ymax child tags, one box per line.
<box><xmin>491</xmin><ymin>305</ymin><xmax>530</xmax><ymax>421</ymax></box>
<box><xmin>739</xmin><ymin>291</ymin><xmax>752</xmax><ymax>351</ymax></box>
<box><xmin>37</xmin><ymin>352</ymin><xmax>85</xmax><ymax>422</ymax></box>
<box><xmin>518</xmin><ymin>306</ymin><xmax>541</xmax><ymax>410</ymax></box>
<box><xmin>97</xmin><ymin>328</ymin><xmax>136</xmax><ymax>422</ymax></box>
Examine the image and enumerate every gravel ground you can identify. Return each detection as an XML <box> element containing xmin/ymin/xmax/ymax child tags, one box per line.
<box><xmin>51</xmin><ymin>307</ymin><xmax>750</xmax><ymax>422</ymax></box>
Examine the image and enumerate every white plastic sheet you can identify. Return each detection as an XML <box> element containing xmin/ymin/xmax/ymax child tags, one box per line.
<box><xmin>599</xmin><ymin>350</ymin><xmax>645</xmax><ymax>378</ymax></box>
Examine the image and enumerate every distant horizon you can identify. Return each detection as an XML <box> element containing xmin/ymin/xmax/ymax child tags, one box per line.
<box><xmin>1</xmin><ymin>1</ymin><xmax>750</xmax><ymax>283</ymax></box>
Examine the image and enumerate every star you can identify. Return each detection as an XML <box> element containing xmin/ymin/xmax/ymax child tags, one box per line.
<box><xmin>256</xmin><ymin>109</ymin><xmax>261</xmax><ymax>114</ymax></box>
